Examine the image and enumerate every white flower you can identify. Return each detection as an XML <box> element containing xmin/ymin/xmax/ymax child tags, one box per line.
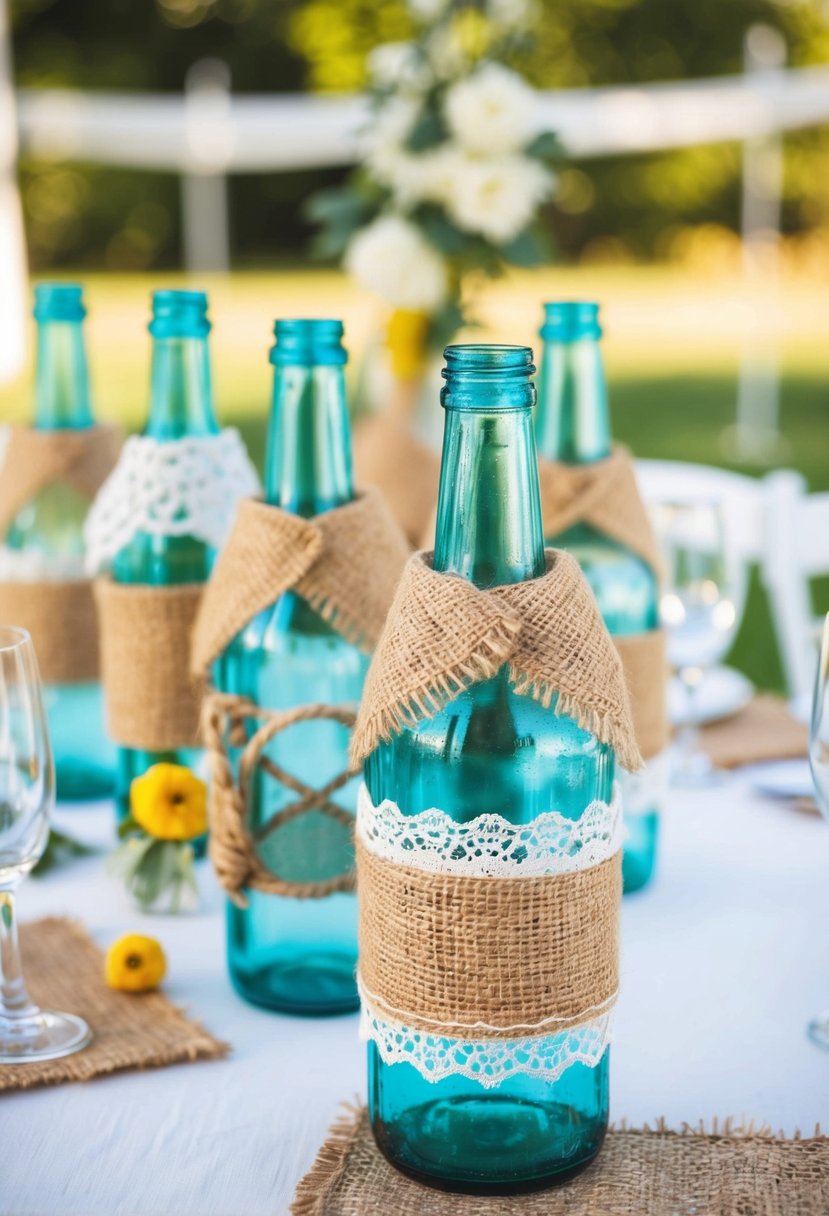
<box><xmin>444</xmin><ymin>155</ymin><xmax>553</xmax><ymax>244</ymax></box>
<box><xmin>367</xmin><ymin>42</ymin><xmax>431</xmax><ymax>93</ymax></box>
<box><xmin>345</xmin><ymin>215</ymin><xmax>448</xmax><ymax>310</ymax></box>
<box><xmin>486</xmin><ymin>0</ymin><xmax>541</xmax><ymax>30</ymax></box>
<box><xmin>444</xmin><ymin>62</ymin><xmax>538</xmax><ymax>155</ymax></box>
<box><xmin>361</xmin><ymin>95</ymin><xmax>419</xmax><ymax>185</ymax></box>
<box><xmin>408</xmin><ymin>0</ymin><xmax>449</xmax><ymax>19</ymax></box>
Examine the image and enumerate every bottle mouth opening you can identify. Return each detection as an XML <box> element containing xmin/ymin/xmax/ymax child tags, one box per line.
<box><xmin>149</xmin><ymin>289</ymin><xmax>211</xmax><ymax>338</ymax></box>
<box><xmin>540</xmin><ymin>301</ymin><xmax>602</xmax><ymax>342</ymax></box>
<box><xmin>33</xmin><ymin>283</ymin><xmax>86</xmax><ymax>323</ymax></box>
<box><xmin>270</xmin><ymin>318</ymin><xmax>347</xmax><ymax>366</ymax></box>
<box><xmin>441</xmin><ymin>344</ymin><xmax>536</xmax><ymax>410</ymax></box>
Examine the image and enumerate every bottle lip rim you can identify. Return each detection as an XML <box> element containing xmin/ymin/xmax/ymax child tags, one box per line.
<box><xmin>540</xmin><ymin>300</ymin><xmax>602</xmax><ymax>340</ymax></box>
<box><xmin>33</xmin><ymin>282</ymin><xmax>86</xmax><ymax>322</ymax></box>
<box><xmin>270</xmin><ymin>318</ymin><xmax>347</xmax><ymax>365</ymax></box>
<box><xmin>149</xmin><ymin>289</ymin><xmax>211</xmax><ymax>337</ymax></box>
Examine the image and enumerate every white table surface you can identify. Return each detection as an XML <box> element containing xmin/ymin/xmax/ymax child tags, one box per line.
<box><xmin>4</xmin><ymin>778</ymin><xmax>829</xmax><ymax>1216</ymax></box>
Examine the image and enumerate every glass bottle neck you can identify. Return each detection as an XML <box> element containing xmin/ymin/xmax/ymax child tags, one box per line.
<box><xmin>265</xmin><ymin>365</ymin><xmax>354</xmax><ymax>518</ymax></box>
<box><xmin>433</xmin><ymin>408</ymin><xmax>545</xmax><ymax>588</ymax></box>
<box><xmin>34</xmin><ymin>321</ymin><xmax>93</xmax><ymax>430</ymax></box>
<box><xmin>535</xmin><ymin>338</ymin><xmax>611</xmax><ymax>464</ymax></box>
<box><xmin>145</xmin><ymin>337</ymin><xmax>219</xmax><ymax>439</ymax></box>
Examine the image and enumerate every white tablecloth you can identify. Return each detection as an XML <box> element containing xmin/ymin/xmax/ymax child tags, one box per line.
<box><xmin>5</xmin><ymin>779</ymin><xmax>829</xmax><ymax>1216</ymax></box>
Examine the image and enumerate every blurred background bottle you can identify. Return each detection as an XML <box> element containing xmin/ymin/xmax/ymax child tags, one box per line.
<box><xmin>365</xmin><ymin>344</ymin><xmax>613</xmax><ymax>1192</ymax></box>
<box><xmin>536</xmin><ymin>301</ymin><xmax>661</xmax><ymax>893</ymax></box>
<box><xmin>2</xmin><ymin>282</ymin><xmax>115</xmax><ymax>800</ymax></box>
<box><xmin>110</xmin><ymin>289</ymin><xmax>217</xmax><ymax>825</ymax></box>
<box><xmin>216</xmin><ymin>319</ymin><xmax>365</xmax><ymax>1015</ymax></box>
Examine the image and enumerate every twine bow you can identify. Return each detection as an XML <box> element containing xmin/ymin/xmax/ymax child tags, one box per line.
<box><xmin>202</xmin><ymin>692</ymin><xmax>360</xmax><ymax>906</ymax></box>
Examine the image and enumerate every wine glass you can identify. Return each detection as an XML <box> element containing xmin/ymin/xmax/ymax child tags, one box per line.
<box><xmin>0</xmin><ymin>626</ymin><xmax>91</xmax><ymax>1062</ymax></box>
<box><xmin>807</xmin><ymin>611</ymin><xmax>829</xmax><ymax>1050</ymax></box>
<box><xmin>651</xmin><ymin>499</ymin><xmax>741</xmax><ymax>784</ymax></box>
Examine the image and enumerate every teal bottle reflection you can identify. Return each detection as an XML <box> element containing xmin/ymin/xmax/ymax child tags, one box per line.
<box><xmin>365</xmin><ymin>346</ymin><xmax>612</xmax><ymax>1193</ymax></box>
<box><xmin>111</xmin><ymin>290</ymin><xmax>217</xmax><ymax>826</ymax></box>
<box><xmin>216</xmin><ymin>319</ymin><xmax>365</xmax><ymax>1015</ymax></box>
<box><xmin>3</xmin><ymin>283</ymin><xmax>115</xmax><ymax>800</ymax></box>
<box><xmin>536</xmin><ymin>302</ymin><xmax>660</xmax><ymax>893</ymax></box>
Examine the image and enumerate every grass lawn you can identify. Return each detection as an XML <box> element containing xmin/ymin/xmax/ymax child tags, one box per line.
<box><xmin>2</xmin><ymin>263</ymin><xmax>827</xmax><ymax>691</ymax></box>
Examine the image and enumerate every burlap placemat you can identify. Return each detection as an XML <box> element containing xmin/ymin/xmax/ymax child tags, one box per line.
<box><xmin>291</xmin><ymin>1106</ymin><xmax>829</xmax><ymax>1216</ymax></box>
<box><xmin>352</xmin><ymin>415</ymin><xmax>440</xmax><ymax>547</ymax></box>
<box><xmin>0</xmin><ymin>424</ymin><xmax>123</xmax><ymax>535</ymax></box>
<box><xmin>0</xmin><ymin>918</ymin><xmax>228</xmax><ymax>1092</ymax></box>
<box><xmin>697</xmin><ymin>695</ymin><xmax>808</xmax><ymax>770</ymax></box>
<box><xmin>537</xmin><ymin>447</ymin><xmax>662</xmax><ymax>576</ymax></box>
<box><xmin>95</xmin><ymin>579</ymin><xmax>204</xmax><ymax>751</ymax></box>
<box><xmin>0</xmin><ymin>579</ymin><xmax>99</xmax><ymax>684</ymax></box>
<box><xmin>350</xmin><ymin>550</ymin><xmax>641</xmax><ymax>773</ymax></box>
<box><xmin>191</xmin><ymin>488</ymin><xmax>409</xmax><ymax>676</ymax></box>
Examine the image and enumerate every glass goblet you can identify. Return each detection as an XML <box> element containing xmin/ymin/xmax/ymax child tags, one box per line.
<box><xmin>0</xmin><ymin>626</ymin><xmax>91</xmax><ymax>1062</ymax></box>
<box><xmin>807</xmin><ymin>611</ymin><xmax>829</xmax><ymax>1050</ymax></box>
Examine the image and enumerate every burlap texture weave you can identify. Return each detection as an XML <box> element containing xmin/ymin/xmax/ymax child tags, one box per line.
<box><xmin>0</xmin><ymin>424</ymin><xmax>122</xmax><ymax>535</ymax></box>
<box><xmin>614</xmin><ymin>630</ymin><xmax>669</xmax><ymax>761</ymax></box>
<box><xmin>0</xmin><ymin>918</ymin><xmax>228</xmax><ymax>1092</ymax></box>
<box><xmin>699</xmin><ymin>695</ymin><xmax>808</xmax><ymax>769</ymax></box>
<box><xmin>537</xmin><ymin>447</ymin><xmax>662</xmax><ymax>576</ymax></box>
<box><xmin>358</xmin><ymin>839</ymin><xmax>620</xmax><ymax>1036</ymax></box>
<box><xmin>350</xmin><ymin>550</ymin><xmax>641</xmax><ymax>772</ymax></box>
<box><xmin>0</xmin><ymin>579</ymin><xmax>99</xmax><ymax>683</ymax></box>
<box><xmin>291</xmin><ymin>1106</ymin><xmax>829</xmax><ymax>1216</ymax></box>
<box><xmin>95</xmin><ymin>579</ymin><xmax>204</xmax><ymax>750</ymax></box>
<box><xmin>352</xmin><ymin>414</ymin><xmax>440</xmax><ymax>547</ymax></box>
<box><xmin>191</xmin><ymin>487</ymin><xmax>410</xmax><ymax>675</ymax></box>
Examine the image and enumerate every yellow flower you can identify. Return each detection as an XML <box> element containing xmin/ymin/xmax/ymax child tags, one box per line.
<box><xmin>450</xmin><ymin>8</ymin><xmax>493</xmax><ymax>59</ymax></box>
<box><xmin>130</xmin><ymin>763</ymin><xmax>208</xmax><ymax>842</ymax></box>
<box><xmin>387</xmin><ymin>308</ymin><xmax>430</xmax><ymax>381</ymax></box>
<box><xmin>105</xmin><ymin>934</ymin><xmax>166</xmax><ymax>993</ymax></box>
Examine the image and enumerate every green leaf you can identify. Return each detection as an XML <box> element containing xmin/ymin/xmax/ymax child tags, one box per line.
<box><xmin>303</xmin><ymin>187</ymin><xmax>371</xmax><ymax>227</ymax></box>
<box><xmin>525</xmin><ymin>130</ymin><xmax>563</xmax><ymax>161</ymax></box>
<box><xmin>415</xmin><ymin>205</ymin><xmax>468</xmax><ymax>256</ymax></box>
<box><xmin>498</xmin><ymin>224</ymin><xmax>554</xmax><ymax>267</ymax></box>
<box><xmin>405</xmin><ymin>108</ymin><xmax>447</xmax><ymax>152</ymax></box>
<box><xmin>427</xmin><ymin>296</ymin><xmax>467</xmax><ymax>351</ymax></box>
<box><xmin>33</xmin><ymin>828</ymin><xmax>96</xmax><ymax>877</ymax></box>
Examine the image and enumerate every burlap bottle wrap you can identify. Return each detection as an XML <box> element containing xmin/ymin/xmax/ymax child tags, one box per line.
<box><xmin>351</xmin><ymin>549</ymin><xmax>640</xmax><ymax>1087</ymax></box>
<box><xmin>194</xmin><ymin>488</ymin><xmax>410</xmax><ymax>904</ymax></box>
<box><xmin>0</xmin><ymin>425</ymin><xmax>122</xmax><ymax>685</ymax></box>
<box><xmin>537</xmin><ymin>446</ymin><xmax>669</xmax><ymax>777</ymax></box>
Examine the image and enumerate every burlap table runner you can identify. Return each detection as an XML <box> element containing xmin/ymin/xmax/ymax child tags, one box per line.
<box><xmin>350</xmin><ymin>550</ymin><xmax>641</xmax><ymax>772</ymax></box>
<box><xmin>698</xmin><ymin>695</ymin><xmax>808</xmax><ymax>770</ymax></box>
<box><xmin>0</xmin><ymin>423</ymin><xmax>123</xmax><ymax>535</ymax></box>
<box><xmin>191</xmin><ymin>487</ymin><xmax>410</xmax><ymax>675</ymax></box>
<box><xmin>95</xmin><ymin>579</ymin><xmax>204</xmax><ymax>751</ymax></box>
<box><xmin>0</xmin><ymin>579</ymin><xmax>99</xmax><ymax>684</ymax></box>
<box><xmin>0</xmin><ymin>917</ymin><xmax>228</xmax><ymax>1092</ymax></box>
<box><xmin>352</xmin><ymin>414</ymin><xmax>440</xmax><ymax>547</ymax></box>
<box><xmin>291</xmin><ymin>1106</ymin><xmax>829</xmax><ymax>1216</ymax></box>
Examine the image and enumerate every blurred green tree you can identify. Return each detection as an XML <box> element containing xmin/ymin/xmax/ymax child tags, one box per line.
<box><xmin>10</xmin><ymin>0</ymin><xmax>829</xmax><ymax>269</ymax></box>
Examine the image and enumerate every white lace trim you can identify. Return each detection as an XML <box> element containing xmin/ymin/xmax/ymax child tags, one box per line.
<box><xmin>360</xmin><ymin>999</ymin><xmax>613</xmax><ymax>1088</ymax></box>
<box><xmin>356</xmin><ymin>783</ymin><xmax>623</xmax><ymax>878</ymax></box>
<box><xmin>84</xmin><ymin>429</ymin><xmax>260</xmax><ymax>574</ymax></box>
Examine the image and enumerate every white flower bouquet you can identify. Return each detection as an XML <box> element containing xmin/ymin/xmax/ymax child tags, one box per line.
<box><xmin>308</xmin><ymin>0</ymin><xmax>559</xmax><ymax>375</ymax></box>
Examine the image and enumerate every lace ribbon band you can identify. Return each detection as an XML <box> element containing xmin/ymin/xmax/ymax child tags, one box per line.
<box><xmin>0</xmin><ymin>424</ymin><xmax>123</xmax><ymax>536</ymax></box>
<box><xmin>356</xmin><ymin>787</ymin><xmax>621</xmax><ymax>1057</ymax></box>
<box><xmin>537</xmin><ymin>446</ymin><xmax>662</xmax><ymax>576</ymax></box>
<box><xmin>84</xmin><ymin>429</ymin><xmax>260</xmax><ymax>575</ymax></box>
<box><xmin>191</xmin><ymin>486</ymin><xmax>410</xmax><ymax>676</ymax></box>
<box><xmin>0</xmin><ymin>579</ymin><xmax>99</xmax><ymax>684</ymax></box>
<box><xmin>350</xmin><ymin>549</ymin><xmax>641</xmax><ymax>772</ymax></box>
<box><xmin>95</xmin><ymin>579</ymin><xmax>204</xmax><ymax>751</ymax></box>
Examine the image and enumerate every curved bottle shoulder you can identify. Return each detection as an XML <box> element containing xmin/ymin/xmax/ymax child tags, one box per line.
<box><xmin>111</xmin><ymin>533</ymin><xmax>214</xmax><ymax>585</ymax></box>
<box><xmin>547</xmin><ymin>522</ymin><xmax>659</xmax><ymax>635</ymax></box>
<box><xmin>365</xmin><ymin>670</ymin><xmax>614</xmax><ymax>824</ymax></box>
<box><xmin>3</xmin><ymin>482</ymin><xmax>91</xmax><ymax>573</ymax></box>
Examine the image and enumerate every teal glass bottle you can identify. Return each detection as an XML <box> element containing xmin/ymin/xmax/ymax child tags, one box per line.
<box><xmin>536</xmin><ymin>302</ymin><xmax>660</xmax><ymax>894</ymax></box>
<box><xmin>365</xmin><ymin>345</ymin><xmax>614</xmax><ymax>1193</ymax></box>
<box><xmin>111</xmin><ymin>290</ymin><xmax>217</xmax><ymax>825</ymax></box>
<box><xmin>3</xmin><ymin>283</ymin><xmax>115</xmax><ymax>800</ymax></box>
<box><xmin>216</xmin><ymin>319</ymin><xmax>366</xmax><ymax>1015</ymax></box>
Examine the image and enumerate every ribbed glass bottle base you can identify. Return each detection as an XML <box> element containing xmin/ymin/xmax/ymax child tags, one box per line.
<box><xmin>622</xmin><ymin>808</ymin><xmax>659</xmax><ymax>894</ymax></box>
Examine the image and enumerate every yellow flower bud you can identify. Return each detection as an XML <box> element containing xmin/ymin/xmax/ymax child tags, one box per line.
<box><xmin>105</xmin><ymin>934</ymin><xmax>167</xmax><ymax>993</ymax></box>
<box><xmin>387</xmin><ymin>308</ymin><xmax>431</xmax><ymax>381</ymax></box>
<box><xmin>130</xmin><ymin>763</ymin><xmax>208</xmax><ymax>842</ymax></box>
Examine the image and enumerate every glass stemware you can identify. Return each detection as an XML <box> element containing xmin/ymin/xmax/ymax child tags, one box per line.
<box><xmin>651</xmin><ymin>499</ymin><xmax>740</xmax><ymax>784</ymax></box>
<box><xmin>807</xmin><ymin>611</ymin><xmax>829</xmax><ymax>1050</ymax></box>
<box><xmin>0</xmin><ymin>626</ymin><xmax>91</xmax><ymax>1062</ymax></box>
